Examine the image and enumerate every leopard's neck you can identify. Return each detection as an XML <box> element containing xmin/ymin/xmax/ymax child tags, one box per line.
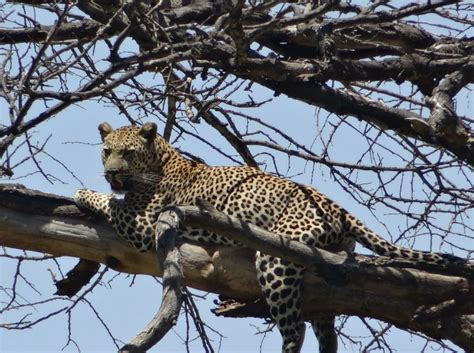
<box><xmin>153</xmin><ymin>136</ymin><xmax>203</xmax><ymax>189</ymax></box>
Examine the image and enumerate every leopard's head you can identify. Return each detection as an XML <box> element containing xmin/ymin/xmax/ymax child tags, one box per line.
<box><xmin>98</xmin><ymin>122</ymin><xmax>159</xmax><ymax>191</ymax></box>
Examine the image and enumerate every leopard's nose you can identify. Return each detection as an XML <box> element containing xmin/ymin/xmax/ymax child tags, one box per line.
<box><xmin>105</xmin><ymin>169</ymin><xmax>122</xmax><ymax>183</ymax></box>
<box><xmin>106</xmin><ymin>169</ymin><xmax>120</xmax><ymax>177</ymax></box>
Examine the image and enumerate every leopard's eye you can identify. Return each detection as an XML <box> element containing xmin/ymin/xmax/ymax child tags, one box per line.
<box><xmin>123</xmin><ymin>149</ymin><xmax>134</xmax><ymax>157</ymax></box>
<box><xmin>103</xmin><ymin>148</ymin><xmax>111</xmax><ymax>157</ymax></box>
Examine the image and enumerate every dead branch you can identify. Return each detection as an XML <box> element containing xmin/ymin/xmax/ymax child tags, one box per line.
<box><xmin>0</xmin><ymin>183</ymin><xmax>473</xmax><ymax>351</ymax></box>
<box><xmin>120</xmin><ymin>210</ymin><xmax>184</xmax><ymax>353</ymax></box>
<box><xmin>54</xmin><ymin>259</ymin><xmax>100</xmax><ymax>297</ymax></box>
<box><xmin>0</xmin><ymin>20</ymin><xmax>113</xmax><ymax>44</ymax></box>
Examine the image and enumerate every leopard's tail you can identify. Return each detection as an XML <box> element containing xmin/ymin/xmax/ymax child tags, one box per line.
<box><xmin>345</xmin><ymin>213</ymin><xmax>472</xmax><ymax>268</ymax></box>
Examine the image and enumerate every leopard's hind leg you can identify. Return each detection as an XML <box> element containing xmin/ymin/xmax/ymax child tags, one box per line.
<box><xmin>255</xmin><ymin>252</ymin><xmax>306</xmax><ymax>353</ymax></box>
<box><xmin>312</xmin><ymin>315</ymin><xmax>337</xmax><ymax>353</ymax></box>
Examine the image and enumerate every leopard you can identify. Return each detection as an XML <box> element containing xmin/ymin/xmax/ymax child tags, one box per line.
<box><xmin>75</xmin><ymin>122</ymin><xmax>470</xmax><ymax>353</ymax></box>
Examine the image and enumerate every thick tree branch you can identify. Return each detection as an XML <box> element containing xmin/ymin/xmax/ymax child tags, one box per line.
<box><xmin>0</xmin><ymin>20</ymin><xmax>113</xmax><ymax>44</ymax></box>
<box><xmin>233</xmin><ymin>73</ymin><xmax>474</xmax><ymax>166</ymax></box>
<box><xmin>54</xmin><ymin>259</ymin><xmax>100</xmax><ymax>297</ymax></box>
<box><xmin>428</xmin><ymin>63</ymin><xmax>474</xmax><ymax>151</ymax></box>
<box><xmin>0</xmin><ymin>184</ymin><xmax>472</xmax><ymax>351</ymax></box>
<box><xmin>120</xmin><ymin>210</ymin><xmax>184</xmax><ymax>353</ymax></box>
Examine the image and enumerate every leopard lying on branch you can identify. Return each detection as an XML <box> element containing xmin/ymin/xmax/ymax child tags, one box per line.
<box><xmin>75</xmin><ymin>122</ymin><xmax>470</xmax><ymax>353</ymax></box>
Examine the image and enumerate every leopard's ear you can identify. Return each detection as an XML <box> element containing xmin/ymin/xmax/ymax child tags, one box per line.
<box><xmin>98</xmin><ymin>122</ymin><xmax>114</xmax><ymax>141</ymax></box>
<box><xmin>139</xmin><ymin>122</ymin><xmax>157</xmax><ymax>143</ymax></box>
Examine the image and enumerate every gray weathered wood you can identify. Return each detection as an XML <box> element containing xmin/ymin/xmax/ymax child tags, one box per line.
<box><xmin>0</xmin><ymin>184</ymin><xmax>473</xmax><ymax>351</ymax></box>
<box><xmin>120</xmin><ymin>210</ymin><xmax>184</xmax><ymax>353</ymax></box>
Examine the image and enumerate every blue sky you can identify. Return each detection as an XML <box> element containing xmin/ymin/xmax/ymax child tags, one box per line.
<box><xmin>1</xmin><ymin>3</ymin><xmax>473</xmax><ymax>353</ymax></box>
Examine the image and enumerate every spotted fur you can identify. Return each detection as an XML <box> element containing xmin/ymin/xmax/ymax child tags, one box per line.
<box><xmin>75</xmin><ymin>122</ymin><xmax>469</xmax><ymax>353</ymax></box>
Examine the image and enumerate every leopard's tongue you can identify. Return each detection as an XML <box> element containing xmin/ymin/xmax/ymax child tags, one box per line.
<box><xmin>111</xmin><ymin>180</ymin><xmax>123</xmax><ymax>190</ymax></box>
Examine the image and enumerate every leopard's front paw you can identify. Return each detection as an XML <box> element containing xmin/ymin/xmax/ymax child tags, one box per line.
<box><xmin>74</xmin><ymin>188</ymin><xmax>94</xmax><ymax>209</ymax></box>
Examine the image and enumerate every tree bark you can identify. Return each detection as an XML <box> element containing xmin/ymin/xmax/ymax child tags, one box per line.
<box><xmin>0</xmin><ymin>183</ymin><xmax>473</xmax><ymax>351</ymax></box>
<box><xmin>120</xmin><ymin>210</ymin><xmax>184</xmax><ymax>353</ymax></box>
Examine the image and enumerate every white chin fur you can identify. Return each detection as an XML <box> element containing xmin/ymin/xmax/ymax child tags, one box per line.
<box><xmin>111</xmin><ymin>188</ymin><xmax>128</xmax><ymax>197</ymax></box>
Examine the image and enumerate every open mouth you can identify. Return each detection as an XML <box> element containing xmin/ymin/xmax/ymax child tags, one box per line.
<box><xmin>105</xmin><ymin>174</ymin><xmax>128</xmax><ymax>191</ymax></box>
<box><xmin>110</xmin><ymin>179</ymin><xmax>124</xmax><ymax>190</ymax></box>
